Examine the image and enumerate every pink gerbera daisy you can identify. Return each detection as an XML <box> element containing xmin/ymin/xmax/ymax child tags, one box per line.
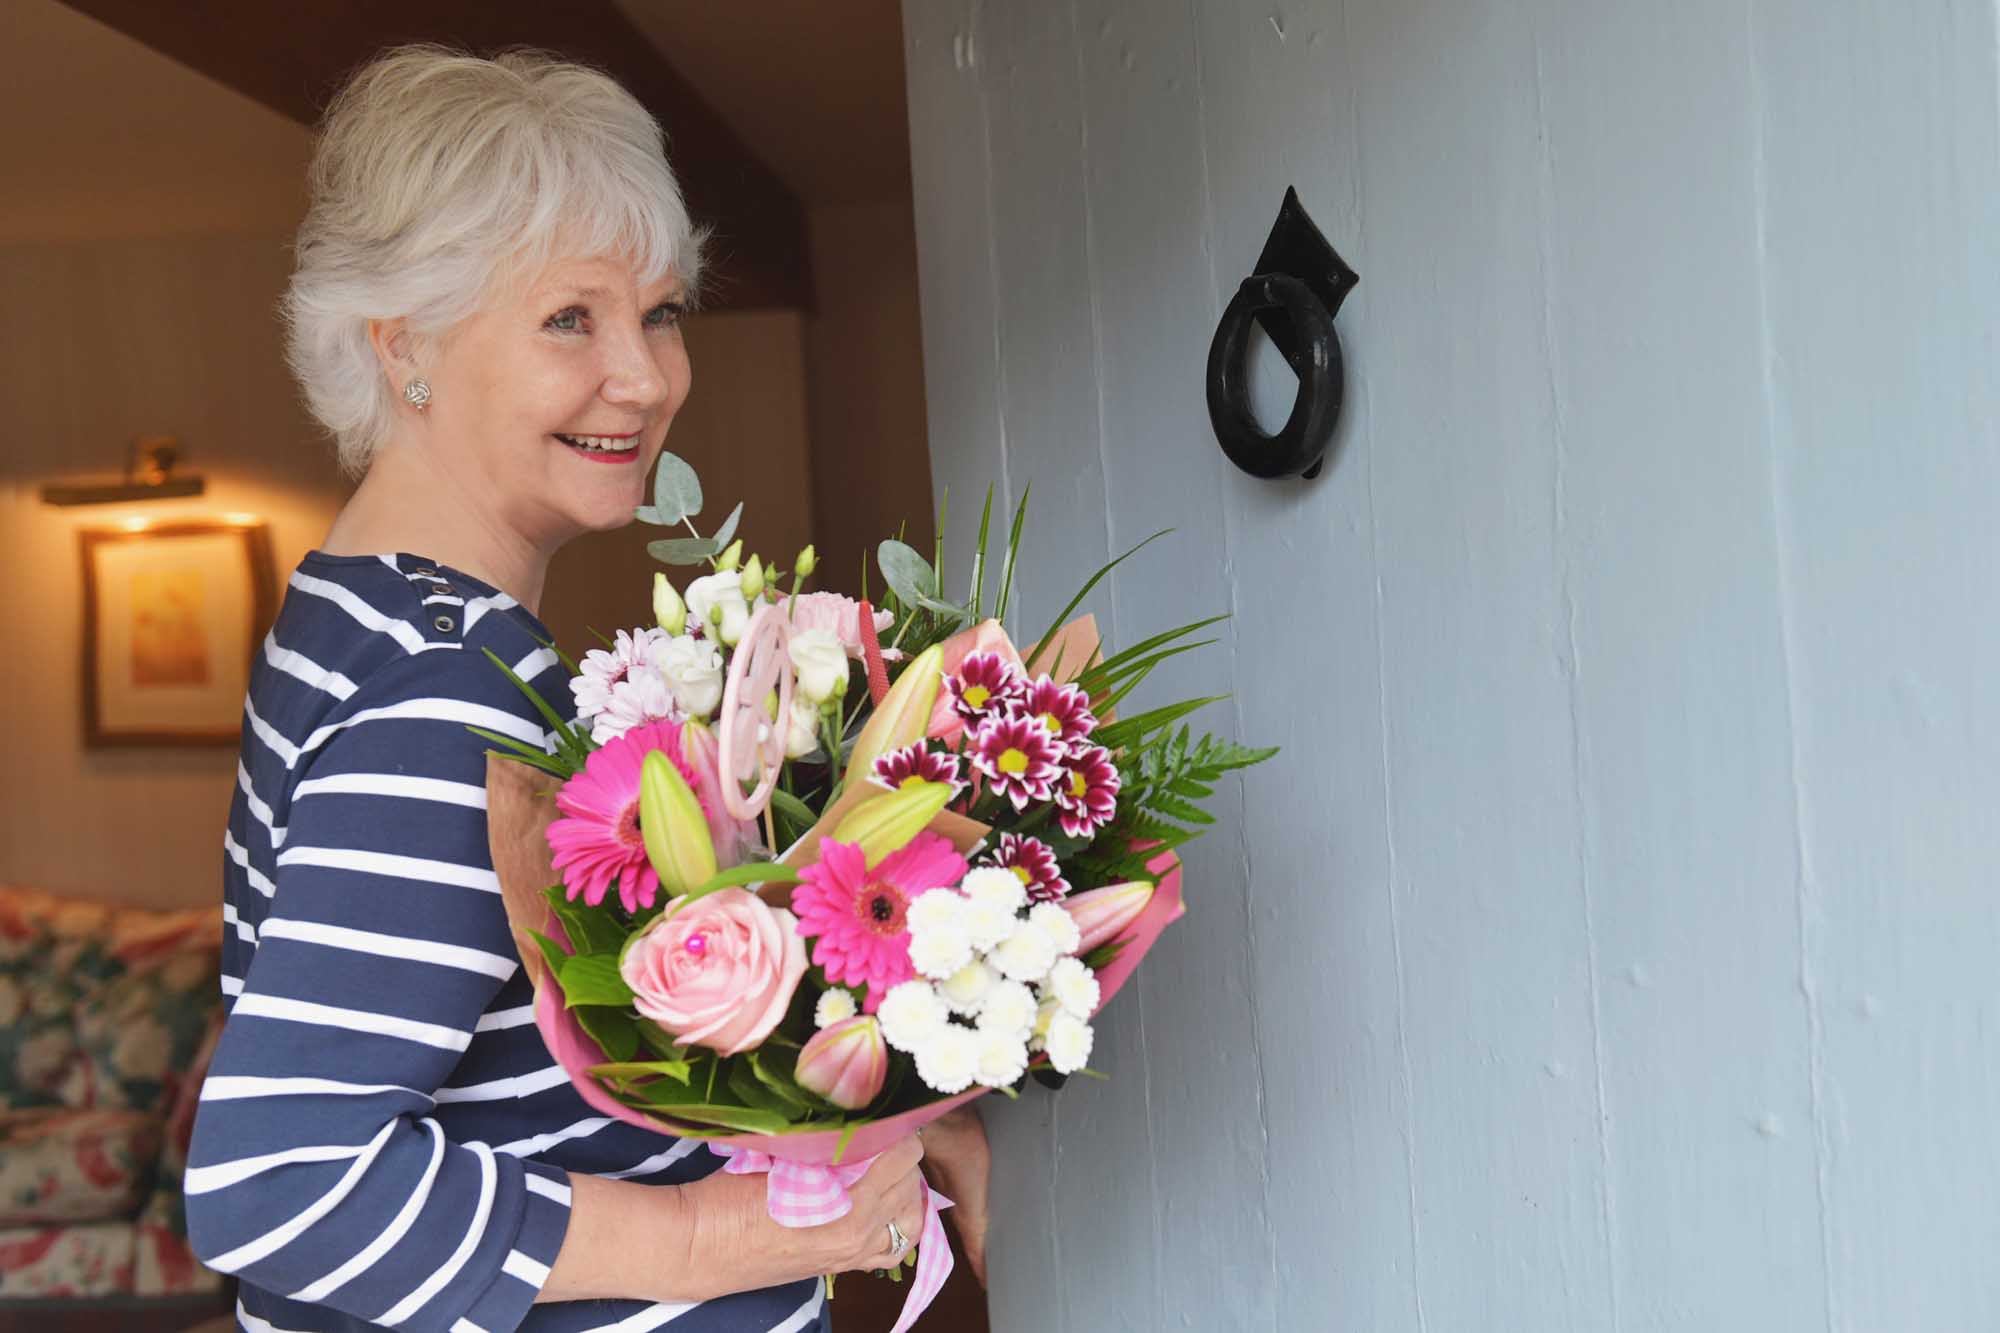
<box><xmin>1020</xmin><ymin>677</ymin><xmax>1098</xmax><ymax>753</ymax></box>
<box><xmin>545</xmin><ymin>719</ymin><xmax>701</xmax><ymax>914</ymax></box>
<box><xmin>967</xmin><ymin>712</ymin><xmax>1063</xmax><ymax>811</ymax></box>
<box><xmin>1054</xmin><ymin>743</ymin><xmax>1121</xmax><ymax>838</ymax></box>
<box><xmin>987</xmin><ymin>832</ymin><xmax>1070</xmax><ymax>904</ymax></box>
<box><xmin>869</xmin><ymin>743</ymin><xmax>966</xmax><ymax>798</ymax></box>
<box><xmin>947</xmin><ymin>651</ymin><xmax>1027</xmax><ymax>724</ymax></box>
<box><xmin>792</xmin><ymin>833</ymin><xmax>970</xmax><ymax>1010</ymax></box>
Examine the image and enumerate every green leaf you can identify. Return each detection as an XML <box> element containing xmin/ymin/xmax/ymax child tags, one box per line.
<box><xmin>969</xmin><ymin>485</ymin><xmax>995</xmax><ymax>620</ymax></box>
<box><xmin>575</xmin><ymin>1004</ymin><xmax>640</xmax><ymax>1062</ymax></box>
<box><xmin>558</xmin><ymin>954</ymin><xmax>636</xmax><ymax>1008</ymax></box>
<box><xmin>684</xmin><ymin>862</ymin><xmax>803</xmax><ymax>901</ymax></box>
<box><xmin>542</xmin><ymin>884</ymin><xmax>625</xmax><ymax>956</ymax></box>
<box><xmin>709</xmin><ymin>501</ymin><xmax>744</xmax><ymax>555</ymax></box>
<box><xmin>472</xmin><ymin>731</ymin><xmax>569</xmax><ymax>778</ymax></box>
<box><xmin>878</xmin><ymin>540</ymin><xmax>941</xmax><ymax>612</ymax></box>
<box><xmin>526</xmin><ymin>927</ymin><xmax>570</xmax><ymax>978</ymax></box>
<box><xmin>1024</xmin><ymin>529</ymin><xmax>1173</xmax><ymax>675</ymax></box>
<box><xmin>588</xmin><ymin>1058</ymin><xmax>693</xmax><ymax>1085</ymax></box>
<box><xmin>480</xmin><ymin>647</ymin><xmax>588</xmax><ymax>764</ymax></box>
<box><xmin>1096</xmin><ymin>695</ymin><xmax>1229</xmax><ymax>749</ymax></box>
<box><xmin>1148</xmin><ymin>794</ymin><xmax>1215</xmax><ymax>825</ymax></box>
<box><xmin>651</xmin><ymin>451</ymin><xmax>704</xmax><ymax>524</ymax></box>
<box><xmin>768</xmin><ymin>786</ymin><xmax>817</xmax><ymax>830</ymax></box>
<box><xmin>635</xmin><ymin>1019</ymin><xmax>686</xmax><ymax>1060</ymax></box>
<box><xmin>649</xmin><ymin>535</ymin><xmax>723</xmax><ymax>566</ymax></box>
<box><xmin>994</xmin><ymin>485</ymin><xmax>1030</xmax><ymax>627</ymax></box>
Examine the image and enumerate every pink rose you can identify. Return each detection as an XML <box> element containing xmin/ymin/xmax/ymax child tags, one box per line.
<box><xmin>620</xmin><ymin>888</ymin><xmax>808</xmax><ymax>1055</ymax></box>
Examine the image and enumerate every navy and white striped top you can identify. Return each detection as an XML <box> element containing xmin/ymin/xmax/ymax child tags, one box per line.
<box><xmin>187</xmin><ymin>551</ymin><xmax>826</xmax><ymax>1333</ymax></box>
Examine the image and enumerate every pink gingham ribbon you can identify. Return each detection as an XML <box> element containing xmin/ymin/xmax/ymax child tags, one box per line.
<box><xmin>711</xmin><ymin>1145</ymin><xmax>954</xmax><ymax>1333</ymax></box>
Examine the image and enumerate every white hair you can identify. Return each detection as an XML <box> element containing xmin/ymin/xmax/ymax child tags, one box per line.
<box><xmin>283</xmin><ymin>45</ymin><xmax>709</xmax><ymax>476</ymax></box>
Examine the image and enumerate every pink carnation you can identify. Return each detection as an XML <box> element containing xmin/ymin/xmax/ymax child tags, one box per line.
<box><xmin>775</xmin><ymin>592</ymin><xmax>896</xmax><ymax>659</ymax></box>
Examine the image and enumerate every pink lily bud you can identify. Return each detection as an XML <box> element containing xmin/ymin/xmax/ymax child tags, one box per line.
<box><xmin>1065</xmin><ymin>880</ymin><xmax>1156</xmax><ymax>954</ymax></box>
<box><xmin>678</xmin><ymin>719</ymin><xmax>763</xmax><ymax>866</ymax></box>
<box><xmin>795</xmin><ymin>1014</ymin><xmax>888</xmax><ymax>1110</ymax></box>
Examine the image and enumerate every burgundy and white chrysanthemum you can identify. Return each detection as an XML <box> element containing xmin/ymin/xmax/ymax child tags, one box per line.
<box><xmin>1020</xmin><ymin>677</ymin><xmax>1098</xmax><ymax>754</ymax></box>
<box><xmin>870</xmin><ymin>742</ymin><xmax>966</xmax><ymax>798</ymax></box>
<box><xmin>1055</xmin><ymin>743</ymin><xmax>1121</xmax><ymax>838</ymax></box>
<box><xmin>947</xmin><ymin>650</ymin><xmax>1028</xmax><ymax>724</ymax></box>
<box><xmin>967</xmin><ymin>712</ymin><xmax>1063</xmax><ymax>810</ymax></box>
<box><xmin>987</xmin><ymin>832</ymin><xmax>1071</xmax><ymax>904</ymax></box>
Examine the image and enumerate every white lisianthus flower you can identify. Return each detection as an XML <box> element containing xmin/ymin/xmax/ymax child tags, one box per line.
<box><xmin>814</xmin><ymin>988</ymin><xmax>858</xmax><ymax>1030</ymax></box>
<box><xmin>1045</xmin><ymin>1012</ymin><xmax>1094</xmax><ymax>1075</ymax></box>
<box><xmin>991</xmin><ymin>917</ymin><xmax>1060</xmax><ymax>983</ymax></box>
<box><xmin>657</xmin><ymin>635</ymin><xmax>724</xmax><ymax>719</ymax></box>
<box><xmin>976</xmin><ymin>979</ymin><xmax>1039</xmax><ymax>1040</ymax></box>
<box><xmin>1028</xmin><ymin>901</ymin><xmax>1083</xmax><ymax>956</ymax></box>
<box><xmin>590</xmin><ymin>670</ymin><xmax>679</xmax><ymax>745</ymax></box>
<box><xmin>788</xmin><ymin>628</ymin><xmax>851</xmax><ymax>705</ymax></box>
<box><xmin>783</xmin><ymin>695</ymin><xmax>820</xmax><ymax>759</ymax></box>
<box><xmin>914</xmin><ymin>1023</ymin><xmax>981</xmax><ymax>1095</ymax></box>
<box><xmin>975</xmin><ymin>1029</ymin><xmax>1029</xmax><ymax>1088</ymax></box>
<box><xmin>877</xmin><ymin>981</ymin><xmax>951</xmax><ymax>1053</ymax></box>
<box><xmin>960</xmin><ymin>866</ymin><xmax>1028</xmax><ymax>915</ymax></box>
<box><xmin>1045</xmin><ymin>956</ymin><xmax>1101</xmax><ymax>1019</ymax></box>
<box><xmin>685</xmin><ymin>571</ymin><xmax>752</xmax><ymax>646</ymax></box>
<box><xmin>939</xmin><ymin>960</ymin><xmax>998</xmax><ymax>1016</ymax></box>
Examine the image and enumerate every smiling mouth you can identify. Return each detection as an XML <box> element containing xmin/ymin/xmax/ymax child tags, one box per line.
<box><xmin>554</xmin><ymin>432</ymin><xmax>641</xmax><ymax>455</ymax></box>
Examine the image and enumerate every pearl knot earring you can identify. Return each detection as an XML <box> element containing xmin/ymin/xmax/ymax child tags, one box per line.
<box><xmin>403</xmin><ymin>379</ymin><xmax>432</xmax><ymax>410</ymax></box>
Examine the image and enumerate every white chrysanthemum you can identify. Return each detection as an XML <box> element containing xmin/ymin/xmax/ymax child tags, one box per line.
<box><xmin>908</xmin><ymin>925</ymin><xmax>974</xmax><ymax>981</ymax></box>
<box><xmin>1045</xmin><ymin>1012</ymin><xmax>1094</xmax><ymax>1074</ymax></box>
<box><xmin>939</xmin><ymin>960</ymin><xmax>999</xmax><ymax>1016</ymax></box>
<box><xmin>914</xmin><ymin>1023</ymin><xmax>981</xmax><ymax>1095</ymax></box>
<box><xmin>975</xmin><ymin>1030</ymin><xmax>1029</xmax><ymax>1088</ymax></box>
<box><xmin>1045</xmin><ymin>956</ymin><xmax>1100</xmax><ymax>1018</ymax></box>
<box><xmin>976</xmin><ymin>979</ymin><xmax>1039</xmax><ymax>1040</ymax></box>
<box><xmin>572</xmin><ymin>627</ymin><xmax>668</xmax><ymax>722</ymax></box>
<box><xmin>590</xmin><ymin>670</ymin><xmax>680</xmax><ymax>744</ymax></box>
<box><xmin>814</xmin><ymin>988</ymin><xmax>858</xmax><ymax>1029</ymax></box>
<box><xmin>961</xmin><ymin>897</ymin><xmax>1016</xmax><ymax>952</ymax></box>
<box><xmin>906</xmin><ymin>888</ymin><xmax>968</xmax><ymax>938</ymax></box>
<box><xmin>1028</xmin><ymin>901</ymin><xmax>1082</xmax><ymax>956</ymax></box>
<box><xmin>877</xmin><ymin>981</ymin><xmax>950</xmax><ymax>1053</ymax></box>
<box><xmin>1028</xmin><ymin>995</ymin><xmax>1061</xmax><ymax>1052</ymax></box>
<box><xmin>960</xmin><ymin>866</ymin><xmax>1028</xmax><ymax>914</ymax></box>
<box><xmin>991</xmin><ymin>918</ymin><xmax>1060</xmax><ymax>983</ymax></box>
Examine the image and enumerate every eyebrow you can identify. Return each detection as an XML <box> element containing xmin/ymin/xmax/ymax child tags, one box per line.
<box><xmin>545</xmin><ymin>285</ymin><xmax>687</xmax><ymax>304</ymax></box>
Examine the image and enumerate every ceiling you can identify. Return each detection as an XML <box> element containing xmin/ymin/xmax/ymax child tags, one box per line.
<box><xmin>0</xmin><ymin>0</ymin><xmax>911</xmax><ymax>250</ymax></box>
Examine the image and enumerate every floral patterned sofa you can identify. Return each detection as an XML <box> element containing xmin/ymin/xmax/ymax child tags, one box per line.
<box><xmin>0</xmin><ymin>885</ymin><xmax>225</xmax><ymax>1310</ymax></box>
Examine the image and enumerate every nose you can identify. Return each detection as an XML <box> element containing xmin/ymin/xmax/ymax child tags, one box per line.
<box><xmin>600</xmin><ymin>316</ymin><xmax>672</xmax><ymax>412</ymax></box>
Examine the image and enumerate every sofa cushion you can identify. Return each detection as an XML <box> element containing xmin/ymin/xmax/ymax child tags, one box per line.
<box><xmin>0</xmin><ymin>1109</ymin><xmax>162</xmax><ymax>1226</ymax></box>
<box><xmin>0</xmin><ymin>886</ymin><xmax>221</xmax><ymax>1113</ymax></box>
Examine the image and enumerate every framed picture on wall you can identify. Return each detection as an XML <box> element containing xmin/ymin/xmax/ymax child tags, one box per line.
<box><xmin>79</xmin><ymin>519</ymin><xmax>276</xmax><ymax>747</ymax></box>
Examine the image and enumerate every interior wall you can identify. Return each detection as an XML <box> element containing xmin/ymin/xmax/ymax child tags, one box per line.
<box><xmin>901</xmin><ymin>0</ymin><xmax>2000</xmax><ymax>1328</ymax></box>
<box><xmin>803</xmin><ymin>197</ymin><xmax>936</xmax><ymax>599</ymax></box>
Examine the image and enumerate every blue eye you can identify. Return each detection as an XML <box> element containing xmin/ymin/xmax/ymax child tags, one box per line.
<box><xmin>645</xmin><ymin>301</ymin><xmax>686</xmax><ymax>329</ymax></box>
<box><xmin>546</xmin><ymin>307</ymin><xmax>585</xmax><ymax>332</ymax></box>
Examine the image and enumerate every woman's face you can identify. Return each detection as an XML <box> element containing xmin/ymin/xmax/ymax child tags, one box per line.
<box><xmin>420</xmin><ymin>252</ymin><xmax>692</xmax><ymax>545</ymax></box>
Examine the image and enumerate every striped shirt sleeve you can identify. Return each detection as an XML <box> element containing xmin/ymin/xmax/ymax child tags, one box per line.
<box><xmin>187</xmin><ymin>646</ymin><xmax>572</xmax><ymax>1332</ymax></box>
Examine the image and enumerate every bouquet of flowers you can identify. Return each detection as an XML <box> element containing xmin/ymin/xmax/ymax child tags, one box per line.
<box><xmin>480</xmin><ymin>454</ymin><xmax>1273</xmax><ymax>1329</ymax></box>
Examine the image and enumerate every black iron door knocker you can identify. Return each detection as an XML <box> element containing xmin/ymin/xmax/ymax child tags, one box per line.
<box><xmin>1206</xmin><ymin>187</ymin><xmax>1359</xmax><ymax>480</ymax></box>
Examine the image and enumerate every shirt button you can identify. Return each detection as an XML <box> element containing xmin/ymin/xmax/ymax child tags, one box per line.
<box><xmin>412</xmin><ymin>566</ymin><xmax>439</xmax><ymax>577</ymax></box>
<box><xmin>433</xmin><ymin>614</ymin><xmax>456</xmax><ymax>633</ymax></box>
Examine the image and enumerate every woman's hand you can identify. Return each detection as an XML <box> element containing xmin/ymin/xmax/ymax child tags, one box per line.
<box><xmin>651</xmin><ymin>1134</ymin><xmax>930</xmax><ymax>1302</ymax></box>
<box><xmin>918</xmin><ymin>1106</ymin><xmax>991</xmax><ymax>1285</ymax></box>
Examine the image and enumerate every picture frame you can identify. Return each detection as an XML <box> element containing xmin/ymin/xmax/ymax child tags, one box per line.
<box><xmin>79</xmin><ymin>519</ymin><xmax>276</xmax><ymax>748</ymax></box>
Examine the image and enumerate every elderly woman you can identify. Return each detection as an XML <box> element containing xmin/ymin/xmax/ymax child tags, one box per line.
<box><xmin>186</xmin><ymin>46</ymin><xmax>987</xmax><ymax>1332</ymax></box>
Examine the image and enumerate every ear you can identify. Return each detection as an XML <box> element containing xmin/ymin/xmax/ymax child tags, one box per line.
<box><xmin>366</xmin><ymin>317</ymin><xmax>422</xmax><ymax>390</ymax></box>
